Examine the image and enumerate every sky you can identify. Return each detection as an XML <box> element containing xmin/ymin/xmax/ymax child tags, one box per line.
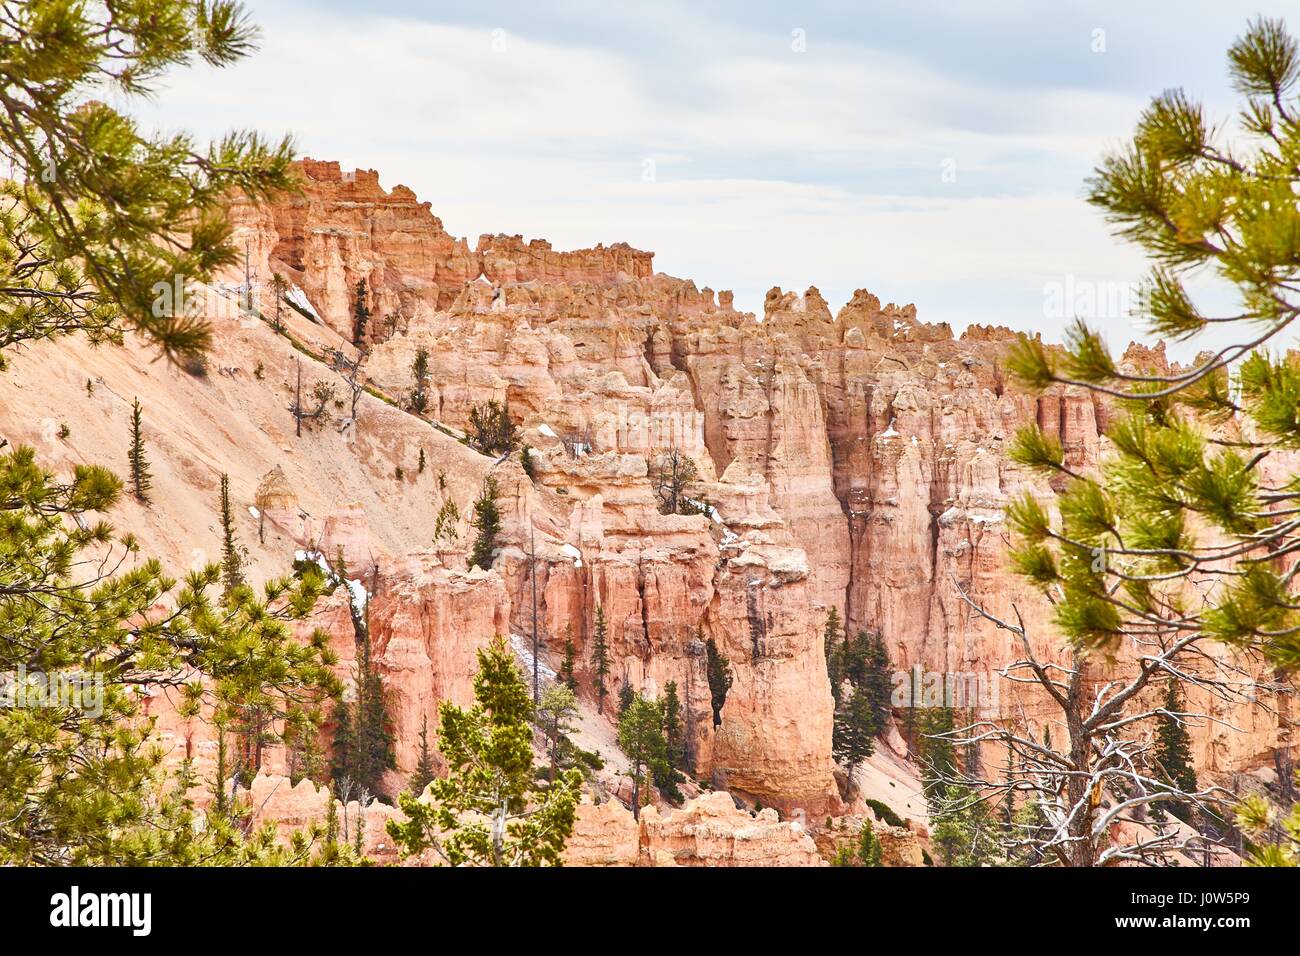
<box><xmin>127</xmin><ymin>0</ymin><xmax>1300</xmax><ymax>354</ymax></box>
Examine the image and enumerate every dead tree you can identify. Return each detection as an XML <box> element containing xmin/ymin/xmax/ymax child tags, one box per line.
<box><xmin>650</xmin><ymin>447</ymin><xmax>699</xmax><ymax>516</ymax></box>
<box><xmin>932</xmin><ymin>581</ymin><xmax>1279</xmax><ymax>866</ymax></box>
<box><xmin>327</xmin><ymin>347</ymin><xmax>365</xmax><ymax>429</ymax></box>
<box><xmin>288</xmin><ymin>359</ymin><xmax>335</xmax><ymax>437</ymax></box>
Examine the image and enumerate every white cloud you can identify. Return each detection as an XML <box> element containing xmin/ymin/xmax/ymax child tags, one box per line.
<box><xmin>125</xmin><ymin>2</ymin><xmax>1181</xmax><ymax>342</ymax></box>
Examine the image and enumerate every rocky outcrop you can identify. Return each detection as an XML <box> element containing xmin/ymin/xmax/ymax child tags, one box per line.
<box><xmin>562</xmin><ymin>792</ymin><xmax>823</xmax><ymax>867</ymax></box>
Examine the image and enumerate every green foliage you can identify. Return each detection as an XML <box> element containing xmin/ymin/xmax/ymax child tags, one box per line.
<box><xmin>218</xmin><ymin>472</ymin><xmax>245</xmax><ymax>598</ymax></box>
<box><xmin>519</xmin><ymin>444</ymin><xmax>536</xmax><ymax>480</ymax></box>
<box><xmin>329</xmin><ymin>634</ymin><xmax>396</xmax><ymax>801</ymax></box>
<box><xmin>559</xmin><ymin>625</ymin><xmax>578</xmax><ymax>691</ymax></box>
<box><xmin>127</xmin><ymin>397</ymin><xmax>152</xmax><ymax>504</ymax></box>
<box><xmin>829</xmin><ymin>629</ymin><xmax>892</xmax><ymax>768</ymax></box>
<box><xmin>387</xmin><ymin>636</ymin><xmax>582</xmax><ymax>866</ymax></box>
<box><xmin>1236</xmin><ymin>771</ymin><xmax>1300</xmax><ymax>866</ymax></box>
<box><xmin>0</xmin><ymin>0</ymin><xmax>296</xmax><ymax>365</ymax></box>
<box><xmin>591</xmin><ymin>605</ymin><xmax>611</xmax><ymax>713</ymax></box>
<box><xmin>466</xmin><ymin>399</ymin><xmax>519</xmax><ymax>455</ymax></box>
<box><xmin>351</xmin><ymin>279</ymin><xmax>370</xmax><ymax>348</ymax></box>
<box><xmin>704</xmin><ymin>634</ymin><xmax>732</xmax><ymax>727</ymax></box>
<box><xmin>617</xmin><ymin>693</ymin><xmax>670</xmax><ymax>819</ymax></box>
<box><xmin>467</xmin><ymin>476</ymin><xmax>501</xmax><ymax>571</ymax></box>
<box><xmin>865</xmin><ymin>798</ymin><xmax>905</xmax><ymax>829</ymax></box>
<box><xmin>1154</xmin><ymin>680</ymin><xmax>1198</xmax><ymax>821</ymax></box>
<box><xmin>433</xmin><ymin>497</ymin><xmax>460</xmax><ymax>546</ymax></box>
<box><xmin>662</xmin><ymin>679</ymin><xmax>688</xmax><ymax>777</ymax></box>
<box><xmin>0</xmin><ymin>445</ymin><xmax>338</xmax><ymax>864</ymax></box>
<box><xmin>536</xmin><ymin>684</ymin><xmax>578</xmax><ymax>781</ymax></box>
<box><xmin>409</xmin><ymin>347</ymin><xmax>430</xmax><ymax>414</ymax></box>
<box><xmin>1001</xmin><ymin>17</ymin><xmax>1300</xmax><ymax>670</ymax></box>
<box><xmin>650</xmin><ymin>447</ymin><xmax>700</xmax><ymax>515</ymax></box>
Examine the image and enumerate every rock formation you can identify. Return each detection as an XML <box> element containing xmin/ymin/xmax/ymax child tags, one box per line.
<box><xmin>2</xmin><ymin>157</ymin><xmax>1293</xmax><ymax>864</ymax></box>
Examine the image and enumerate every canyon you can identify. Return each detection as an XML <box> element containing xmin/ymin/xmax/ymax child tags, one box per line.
<box><xmin>0</xmin><ymin>159</ymin><xmax>1290</xmax><ymax>862</ymax></box>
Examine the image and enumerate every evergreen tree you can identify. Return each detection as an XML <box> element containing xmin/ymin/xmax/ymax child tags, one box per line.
<box><xmin>618</xmin><ymin>694</ymin><xmax>668</xmax><ymax>820</ymax></box>
<box><xmin>467</xmin><ymin>476</ymin><xmax>501</xmax><ymax>570</ymax></box>
<box><xmin>409</xmin><ymin>347</ymin><xmax>430</xmax><ymax>414</ymax></box>
<box><xmin>833</xmin><ymin>818</ymin><xmax>884</xmax><ymax>868</ymax></box>
<box><xmin>824</xmin><ymin>607</ymin><xmax>843</xmax><ymax>698</ymax></box>
<box><xmin>387</xmin><ymin>636</ymin><xmax>582</xmax><ymax>866</ymax></box>
<box><xmin>833</xmin><ymin>687</ymin><xmax>877</xmax><ymax>768</ymax></box>
<box><xmin>268</xmin><ymin>272</ymin><xmax>289</xmax><ymax>332</ymax></box>
<box><xmin>649</xmin><ymin>447</ymin><xmax>700</xmax><ymax>515</ymax></box>
<box><xmin>127</xmin><ymin>397</ymin><xmax>152</xmax><ymax>504</ymax></box>
<box><xmin>591</xmin><ymin>605</ymin><xmax>611</xmax><ymax>714</ymax></box>
<box><xmin>466</xmin><ymin>399</ymin><xmax>520</xmax><ymax>455</ymax></box>
<box><xmin>560</xmin><ymin>625</ymin><xmax>578</xmax><ymax>691</ymax></box>
<box><xmin>0</xmin><ymin>0</ymin><xmax>297</xmax><ymax>367</ymax></box>
<box><xmin>662</xmin><ymin>679</ymin><xmax>687</xmax><ymax>775</ymax></box>
<box><xmin>617</xmin><ymin>682</ymin><xmax>635</xmax><ymax>718</ymax></box>
<box><xmin>704</xmin><ymin>635</ymin><xmax>733</xmax><ymax>727</ymax></box>
<box><xmin>218</xmin><ymin>472</ymin><xmax>245</xmax><ymax>598</ymax></box>
<box><xmin>0</xmin><ymin>445</ymin><xmax>339</xmax><ymax>864</ymax></box>
<box><xmin>536</xmin><ymin>684</ymin><xmax>578</xmax><ymax>782</ymax></box>
<box><xmin>1155</xmin><ymin>680</ymin><xmax>1198</xmax><ymax>821</ymax></box>
<box><xmin>409</xmin><ymin>715</ymin><xmax>436</xmax><ymax>796</ymax></box>
<box><xmin>352</xmin><ymin>278</ymin><xmax>370</xmax><ymax>348</ymax></box>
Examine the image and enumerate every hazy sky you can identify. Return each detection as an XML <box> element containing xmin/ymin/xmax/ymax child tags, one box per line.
<box><xmin>128</xmin><ymin>1</ymin><xmax>1300</xmax><ymax>352</ymax></box>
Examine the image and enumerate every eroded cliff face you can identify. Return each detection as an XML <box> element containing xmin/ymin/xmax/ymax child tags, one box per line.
<box><xmin>1</xmin><ymin>158</ymin><xmax>1288</xmax><ymax>836</ymax></box>
<box><xmin>227</xmin><ymin>159</ymin><xmax>1297</xmax><ymax>797</ymax></box>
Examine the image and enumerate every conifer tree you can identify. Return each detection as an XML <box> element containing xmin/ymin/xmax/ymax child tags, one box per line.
<box><xmin>467</xmin><ymin>477</ymin><xmax>501</xmax><ymax>571</ymax></box>
<box><xmin>127</xmin><ymin>397</ymin><xmax>152</xmax><ymax>504</ymax></box>
<box><xmin>617</xmin><ymin>683</ymin><xmax>635</xmax><ymax>718</ymax></box>
<box><xmin>537</xmin><ymin>684</ymin><xmax>579</xmax><ymax>782</ymax></box>
<box><xmin>352</xmin><ymin>278</ymin><xmax>370</xmax><ymax>348</ymax></box>
<box><xmin>0</xmin><ymin>445</ymin><xmax>340</xmax><ymax>865</ymax></box>
<box><xmin>591</xmin><ymin>605</ymin><xmax>611</xmax><ymax>713</ymax></box>
<box><xmin>268</xmin><ymin>272</ymin><xmax>289</xmax><ymax>332</ymax></box>
<box><xmin>1155</xmin><ymin>680</ymin><xmax>1198</xmax><ymax>820</ymax></box>
<box><xmin>618</xmin><ymin>694</ymin><xmax>668</xmax><ymax>820</ymax></box>
<box><xmin>0</xmin><ymin>0</ymin><xmax>297</xmax><ymax>366</ymax></box>
<box><xmin>409</xmin><ymin>347</ymin><xmax>430</xmax><ymax>414</ymax></box>
<box><xmin>824</xmin><ymin>607</ymin><xmax>843</xmax><ymax>697</ymax></box>
<box><xmin>409</xmin><ymin>715</ymin><xmax>436</xmax><ymax>797</ymax></box>
<box><xmin>560</xmin><ymin>625</ymin><xmax>578</xmax><ymax>691</ymax></box>
<box><xmin>662</xmin><ymin>679</ymin><xmax>687</xmax><ymax>775</ymax></box>
<box><xmin>387</xmin><ymin>636</ymin><xmax>582</xmax><ymax>866</ymax></box>
<box><xmin>219</xmin><ymin>472</ymin><xmax>245</xmax><ymax>598</ymax></box>
<box><xmin>704</xmin><ymin>635</ymin><xmax>733</xmax><ymax>727</ymax></box>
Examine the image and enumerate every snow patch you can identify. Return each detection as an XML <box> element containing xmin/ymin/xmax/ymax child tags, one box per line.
<box><xmin>538</xmin><ymin>423</ymin><xmax>558</xmax><ymax>439</ymax></box>
<box><xmin>286</xmin><ymin>285</ymin><xmax>319</xmax><ymax>321</ymax></box>
<box><xmin>510</xmin><ymin>632</ymin><xmax>558</xmax><ymax>683</ymax></box>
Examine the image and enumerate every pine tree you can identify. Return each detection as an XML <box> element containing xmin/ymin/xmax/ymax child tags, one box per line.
<box><xmin>409</xmin><ymin>347</ymin><xmax>430</xmax><ymax>414</ymax></box>
<box><xmin>618</xmin><ymin>694</ymin><xmax>668</xmax><ymax>820</ymax></box>
<box><xmin>328</xmin><ymin>697</ymin><xmax>355</xmax><ymax>790</ymax></box>
<box><xmin>662</xmin><ymin>679</ymin><xmax>687</xmax><ymax>775</ymax></box>
<box><xmin>409</xmin><ymin>715</ymin><xmax>436</xmax><ymax>796</ymax></box>
<box><xmin>0</xmin><ymin>445</ymin><xmax>339</xmax><ymax>864</ymax></box>
<box><xmin>824</xmin><ymin>607</ymin><xmax>843</xmax><ymax>699</ymax></box>
<box><xmin>0</xmin><ymin>1</ymin><xmax>296</xmax><ymax>367</ymax></box>
<box><xmin>352</xmin><ymin>278</ymin><xmax>370</xmax><ymax>348</ymax></box>
<box><xmin>268</xmin><ymin>272</ymin><xmax>289</xmax><ymax>332</ymax></box>
<box><xmin>617</xmin><ymin>683</ymin><xmax>635</xmax><ymax>718</ymax></box>
<box><xmin>537</xmin><ymin>684</ymin><xmax>578</xmax><ymax>782</ymax></box>
<box><xmin>387</xmin><ymin>636</ymin><xmax>582</xmax><ymax>866</ymax></box>
<box><xmin>591</xmin><ymin>605</ymin><xmax>611</xmax><ymax>714</ymax></box>
<box><xmin>218</xmin><ymin>472</ymin><xmax>244</xmax><ymax>598</ymax></box>
<box><xmin>704</xmin><ymin>635</ymin><xmax>733</xmax><ymax>727</ymax></box>
<box><xmin>560</xmin><ymin>625</ymin><xmax>578</xmax><ymax>691</ymax></box>
<box><xmin>1155</xmin><ymin>680</ymin><xmax>1198</xmax><ymax>821</ymax></box>
<box><xmin>127</xmin><ymin>397</ymin><xmax>152</xmax><ymax>503</ymax></box>
<box><xmin>467</xmin><ymin>477</ymin><xmax>501</xmax><ymax>571</ymax></box>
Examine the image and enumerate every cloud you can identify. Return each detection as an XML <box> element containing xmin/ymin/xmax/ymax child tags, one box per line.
<box><xmin>124</xmin><ymin>0</ymin><xmax>1254</xmax><ymax>353</ymax></box>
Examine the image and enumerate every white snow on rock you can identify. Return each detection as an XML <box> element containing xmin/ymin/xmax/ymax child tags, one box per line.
<box><xmin>538</xmin><ymin>423</ymin><xmax>558</xmax><ymax>439</ymax></box>
<box><xmin>286</xmin><ymin>285</ymin><xmax>319</xmax><ymax>321</ymax></box>
<box><xmin>558</xmin><ymin>542</ymin><xmax>582</xmax><ymax>567</ymax></box>
<box><xmin>879</xmin><ymin>417</ymin><xmax>900</xmax><ymax>439</ymax></box>
<box><xmin>248</xmin><ymin>505</ymin><xmax>261</xmax><ymax>519</ymax></box>
<box><xmin>510</xmin><ymin>632</ymin><xmax>558</xmax><ymax>683</ymax></box>
<box><xmin>345</xmin><ymin>578</ymin><xmax>368</xmax><ymax>614</ymax></box>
